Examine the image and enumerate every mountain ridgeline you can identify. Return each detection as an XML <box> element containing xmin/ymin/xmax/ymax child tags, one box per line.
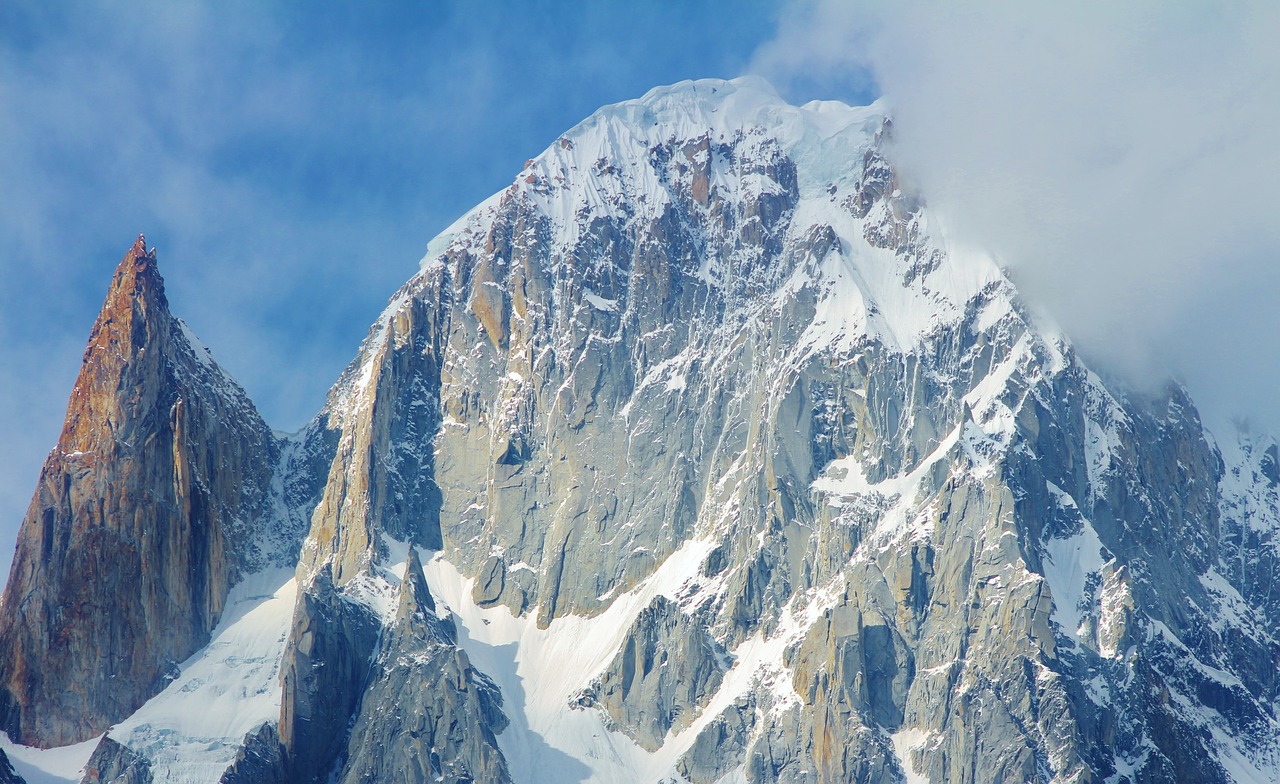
<box><xmin>1</xmin><ymin>78</ymin><xmax>1278</xmax><ymax>784</ymax></box>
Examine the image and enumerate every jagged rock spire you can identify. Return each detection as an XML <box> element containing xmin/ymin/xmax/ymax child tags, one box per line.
<box><xmin>0</xmin><ymin>238</ymin><xmax>280</xmax><ymax>747</ymax></box>
<box><xmin>392</xmin><ymin>547</ymin><xmax>454</xmax><ymax>648</ymax></box>
<box><xmin>397</xmin><ymin>546</ymin><xmax>437</xmax><ymax>620</ymax></box>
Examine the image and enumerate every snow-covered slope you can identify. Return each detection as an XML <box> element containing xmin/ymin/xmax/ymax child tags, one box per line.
<box><xmin>1</xmin><ymin>572</ymin><xmax>296</xmax><ymax>784</ymax></box>
<box><xmin>106</xmin><ymin>570</ymin><xmax>297</xmax><ymax>782</ymax></box>
<box><xmin>0</xmin><ymin>734</ymin><xmax>98</xmax><ymax>784</ymax></box>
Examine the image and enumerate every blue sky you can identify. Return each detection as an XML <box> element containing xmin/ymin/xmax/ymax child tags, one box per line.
<box><xmin>0</xmin><ymin>1</ymin><xmax>877</xmax><ymax>581</ymax></box>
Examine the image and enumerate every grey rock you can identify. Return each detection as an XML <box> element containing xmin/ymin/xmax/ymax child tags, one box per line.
<box><xmin>278</xmin><ymin>568</ymin><xmax>381</xmax><ymax>783</ymax></box>
<box><xmin>582</xmin><ymin>596</ymin><xmax>728</xmax><ymax>750</ymax></box>
<box><xmin>676</xmin><ymin>695</ymin><xmax>756</xmax><ymax>784</ymax></box>
<box><xmin>298</xmin><ymin>284</ymin><xmax>452</xmax><ymax>585</ymax></box>
<box><xmin>336</xmin><ymin>549</ymin><xmax>511</xmax><ymax>784</ymax></box>
<box><xmin>79</xmin><ymin>736</ymin><xmax>153</xmax><ymax>784</ymax></box>
<box><xmin>218</xmin><ymin>723</ymin><xmax>287</xmax><ymax>784</ymax></box>
<box><xmin>473</xmin><ymin>554</ymin><xmax>506</xmax><ymax>607</ymax></box>
<box><xmin>0</xmin><ymin>749</ymin><xmax>22</xmax><ymax>784</ymax></box>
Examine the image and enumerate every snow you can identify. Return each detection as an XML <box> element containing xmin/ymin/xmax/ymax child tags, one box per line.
<box><xmin>812</xmin><ymin>418</ymin><xmax>965</xmax><ymax>545</ymax></box>
<box><xmin>1157</xmin><ymin>673</ymin><xmax>1280</xmax><ymax>784</ymax></box>
<box><xmin>1083</xmin><ymin>373</ymin><xmax>1128</xmax><ymax>498</ymax></box>
<box><xmin>176</xmin><ymin>318</ymin><xmax>217</xmax><ymax>370</ymax></box>
<box><xmin>1040</xmin><ymin>483</ymin><xmax>1106</xmax><ymax>645</ymax></box>
<box><xmin>0</xmin><ymin>733</ymin><xmax>100</xmax><ymax>784</ymax></box>
<box><xmin>0</xmin><ymin>571</ymin><xmax>297</xmax><ymax>784</ymax></box>
<box><xmin>344</xmin><ymin>559</ymin><xmax>403</xmax><ymax>625</ymax></box>
<box><xmin>785</xmin><ymin>182</ymin><xmax>1005</xmax><ymax>360</ymax></box>
<box><xmin>1212</xmin><ymin>421</ymin><xmax>1280</xmax><ymax>547</ymax></box>
<box><xmin>420</xmin><ymin>189</ymin><xmax>507</xmax><ymax>271</ymax></box>
<box><xmin>620</xmin><ymin>346</ymin><xmax>696</xmax><ymax>418</ymax></box>
<box><xmin>583</xmin><ymin>291</ymin><xmax>619</xmax><ymax>312</ymax></box>
<box><xmin>1210</xmin><ymin>722</ymin><xmax>1278</xmax><ymax>784</ymax></box>
<box><xmin>565</xmin><ymin>77</ymin><xmax>886</xmax><ymax>198</ymax></box>
<box><xmin>106</xmin><ymin>569</ymin><xmax>297</xmax><ymax>783</ymax></box>
<box><xmin>890</xmin><ymin>728</ymin><xmax>929</xmax><ymax>784</ymax></box>
<box><xmin>403</xmin><ymin>74</ymin><xmax>1015</xmax><ymax>397</ymax></box>
<box><xmin>419</xmin><ymin>541</ymin><xmax>711</xmax><ymax>783</ymax></box>
<box><xmin>376</xmin><ymin>536</ymin><xmax>838</xmax><ymax>784</ymax></box>
<box><xmin>391</xmin><ymin>72</ymin><xmax>1035</xmax><ymax>500</ymax></box>
<box><xmin>793</xmin><ymin>247</ymin><xmax>871</xmax><ymax>358</ymax></box>
<box><xmin>1105</xmin><ymin>743</ymin><xmax>1154</xmax><ymax>784</ymax></box>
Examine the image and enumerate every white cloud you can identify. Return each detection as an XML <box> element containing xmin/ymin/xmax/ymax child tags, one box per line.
<box><xmin>753</xmin><ymin>0</ymin><xmax>1280</xmax><ymax>433</ymax></box>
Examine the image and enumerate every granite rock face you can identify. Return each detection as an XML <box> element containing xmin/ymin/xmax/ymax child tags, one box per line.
<box><xmin>79</xmin><ymin>736</ymin><xmax>154</xmax><ymax>784</ymax></box>
<box><xmin>4</xmin><ymin>79</ymin><xmax>1280</xmax><ymax>784</ymax></box>
<box><xmin>335</xmin><ymin>549</ymin><xmax>510</xmax><ymax>784</ymax></box>
<box><xmin>0</xmin><ymin>237</ymin><xmax>312</xmax><ymax>748</ymax></box>
<box><xmin>277</xmin><ymin>568</ymin><xmax>380</xmax><ymax>784</ymax></box>
<box><xmin>581</xmin><ymin>596</ymin><xmax>729</xmax><ymax>750</ymax></box>
<box><xmin>217</xmin><ymin>723</ymin><xmax>287</xmax><ymax>784</ymax></box>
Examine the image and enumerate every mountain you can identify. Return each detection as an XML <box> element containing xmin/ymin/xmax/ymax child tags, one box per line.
<box><xmin>1</xmin><ymin>77</ymin><xmax>1278</xmax><ymax>784</ymax></box>
<box><xmin>0</xmin><ymin>238</ymin><xmax>331</xmax><ymax>750</ymax></box>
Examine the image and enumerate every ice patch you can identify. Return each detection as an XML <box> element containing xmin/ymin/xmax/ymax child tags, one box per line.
<box><xmin>583</xmin><ymin>291</ymin><xmax>619</xmax><ymax>312</ymax></box>
<box><xmin>106</xmin><ymin>569</ymin><xmax>297</xmax><ymax>783</ymax></box>
<box><xmin>0</xmin><ymin>733</ymin><xmax>100</xmax><ymax>784</ymax></box>
<box><xmin>890</xmin><ymin>728</ymin><xmax>929</xmax><ymax>784</ymax></box>
<box><xmin>812</xmin><ymin>420</ymin><xmax>965</xmax><ymax>544</ymax></box>
<box><xmin>1040</xmin><ymin>485</ymin><xmax>1106</xmax><ymax>644</ymax></box>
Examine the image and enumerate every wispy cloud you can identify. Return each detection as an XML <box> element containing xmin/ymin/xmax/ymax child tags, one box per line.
<box><xmin>753</xmin><ymin>0</ymin><xmax>1280</xmax><ymax>432</ymax></box>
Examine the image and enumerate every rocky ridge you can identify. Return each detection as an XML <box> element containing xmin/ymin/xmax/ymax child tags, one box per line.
<box><xmin>0</xmin><ymin>78</ymin><xmax>1277</xmax><ymax>783</ymax></box>
<box><xmin>0</xmin><ymin>237</ymin><xmax>329</xmax><ymax>750</ymax></box>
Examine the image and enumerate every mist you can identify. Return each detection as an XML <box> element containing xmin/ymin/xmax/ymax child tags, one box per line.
<box><xmin>753</xmin><ymin>0</ymin><xmax>1280</xmax><ymax>434</ymax></box>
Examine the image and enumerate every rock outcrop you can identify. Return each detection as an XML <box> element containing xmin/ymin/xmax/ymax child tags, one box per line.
<box><xmin>277</xmin><ymin>567</ymin><xmax>380</xmax><ymax>783</ymax></box>
<box><xmin>0</xmin><ymin>237</ymin><xmax>301</xmax><ymax>747</ymax></box>
<box><xmin>79</xmin><ymin>736</ymin><xmax>153</xmax><ymax>784</ymax></box>
<box><xmin>335</xmin><ymin>549</ymin><xmax>510</xmax><ymax>783</ymax></box>
<box><xmin>581</xmin><ymin>596</ymin><xmax>728</xmax><ymax>750</ymax></box>
<box><xmin>217</xmin><ymin>723</ymin><xmax>287</xmax><ymax>784</ymax></box>
<box><xmin>0</xmin><ymin>749</ymin><xmax>22</xmax><ymax>784</ymax></box>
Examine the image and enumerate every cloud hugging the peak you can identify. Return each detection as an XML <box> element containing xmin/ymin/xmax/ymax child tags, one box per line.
<box><xmin>753</xmin><ymin>0</ymin><xmax>1280</xmax><ymax>433</ymax></box>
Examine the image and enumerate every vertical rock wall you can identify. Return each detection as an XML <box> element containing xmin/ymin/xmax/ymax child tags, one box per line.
<box><xmin>0</xmin><ymin>238</ymin><xmax>285</xmax><ymax>747</ymax></box>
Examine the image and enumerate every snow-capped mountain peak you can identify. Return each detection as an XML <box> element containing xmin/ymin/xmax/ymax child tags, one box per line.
<box><xmin>3</xmin><ymin>79</ymin><xmax>1278</xmax><ymax>784</ymax></box>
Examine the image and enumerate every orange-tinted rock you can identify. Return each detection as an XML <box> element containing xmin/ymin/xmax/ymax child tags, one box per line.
<box><xmin>0</xmin><ymin>237</ymin><xmax>281</xmax><ymax>747</ymax></box>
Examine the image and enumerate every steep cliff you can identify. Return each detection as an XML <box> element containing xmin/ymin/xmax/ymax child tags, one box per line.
<box><xmin>3</xmin><ymin>79</ymin><xmax>1279</xmax><ymax>784</ymax></box>
<box><xmin>334</xmin><ymin>549</ymin><xmax>510</xmax><ymax>784</ymax></box>
<box><xmin>283</xmin><ymin>78</ymin><xmax>1278</xmax><ymax>782</ymax></box>
<box><xmin>0</xmin><ymin>238</ymin><xmax>318</xmax><ymax>748</ymax></box>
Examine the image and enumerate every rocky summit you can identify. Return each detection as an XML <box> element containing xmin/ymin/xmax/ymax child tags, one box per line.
<box><xmin>0</xmin><ymin>78</ymin><xmax>1277</xmax><ymax>784</ymax></box>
